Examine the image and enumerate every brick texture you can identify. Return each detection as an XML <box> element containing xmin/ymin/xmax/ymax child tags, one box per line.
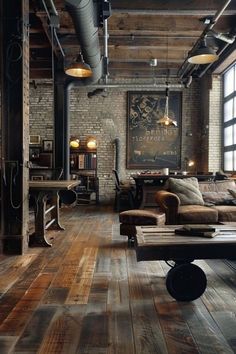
<box><xmin>29</xmin><ymin>79</ymin><xmax>215</xmax><ymax>203</ymax></box>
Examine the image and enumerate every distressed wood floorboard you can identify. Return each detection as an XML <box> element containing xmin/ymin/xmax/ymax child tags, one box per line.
<box><xmin>0</xmin><ymin>205</ymin><xmax>236</xmax><ymax>353</ymax></box>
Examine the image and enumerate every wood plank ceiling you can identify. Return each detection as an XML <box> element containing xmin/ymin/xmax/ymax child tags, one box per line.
<box><xmin>29</xmin><ymin>0</ymin><xmax>236</xmax><ymax>81</ymax></box>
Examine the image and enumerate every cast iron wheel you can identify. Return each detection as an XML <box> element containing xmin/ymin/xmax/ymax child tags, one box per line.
<box><xmin>166</xmin><ymin>263</ymin><xmax>207</xmax><ymax>301</ymax></box>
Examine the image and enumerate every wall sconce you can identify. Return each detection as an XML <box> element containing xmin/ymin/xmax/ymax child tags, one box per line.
<box><xmin>70</xmin><ymin>138</ymin><xmax>80</xmax><ymax>148</ymax></box>
<box><xmin>184</xmin><ymin>157</ymin><xmax>195</xmax><ymax>172</ymax></box>
<box><xmin>86</xmin><ymin>137</ymin><xmax>97</xmax><ymax>149</ymax></box>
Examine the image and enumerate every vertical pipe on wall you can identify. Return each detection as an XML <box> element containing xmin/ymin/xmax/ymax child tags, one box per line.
<box><xmin>64</xmin><ymin>84</ymin><xmax>70</xmax><ymax>179</ymax></box>
<box><xmin>114</xmin><ymin>137</ymin><xmax>121</xmax><ymax>175</ymax></box>
<box><xmin>53</xmin><ymin>58</ymin><xmax>70</xmax><ymax>179</ymax></box>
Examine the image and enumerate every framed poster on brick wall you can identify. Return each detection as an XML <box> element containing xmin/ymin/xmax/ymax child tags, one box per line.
<box><xmin>127</xmin><ymin>91</ymin><xmax>182</xmax><ymax>169</ymax></box>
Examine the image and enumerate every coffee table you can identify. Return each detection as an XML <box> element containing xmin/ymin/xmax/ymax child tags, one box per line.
<box><xmin>135</xmin><ymin>225</ymin><xmax>236</xmax><ymax>301</ymax></box>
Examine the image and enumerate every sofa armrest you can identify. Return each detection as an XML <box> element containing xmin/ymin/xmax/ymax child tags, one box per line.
<box><xmin>155</xmin><ymin>190</ymin><xmax>180</xmax><ymax>224</ymax></box>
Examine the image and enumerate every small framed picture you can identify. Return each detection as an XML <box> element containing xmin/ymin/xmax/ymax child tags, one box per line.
<box><xmin>29</xmin><ymin>135</ymin><xmax>41</xmax><ymax>145</ymax></box>
<box><xmin>29</xmin><ymin>147</ymin><xmax>41</xmax><ymax>159</ymax></box>
<box><xmin>31</xmin><ymin>175</ymin><xmax>44</xmax><ymax>181</ymax></box>
<box><xmin>43</xmin><ymin>140</ymin><xmax>53</xmax><ymax>152</ymax></box>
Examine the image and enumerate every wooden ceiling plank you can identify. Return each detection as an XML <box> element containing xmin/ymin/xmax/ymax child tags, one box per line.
<box><xmin>110</xmin><ymin>0</ymin><xmax>236</xmax><ymax>13</ymax></box>
<box><xmin>108</xmin><ymin>14</ymin><xmax>206</xmax><ymax>32</ymax></box>
<box><xmin>108</xmin><ymin>47</ymin><xmax>187</xmax><ymax>61</ymax></box>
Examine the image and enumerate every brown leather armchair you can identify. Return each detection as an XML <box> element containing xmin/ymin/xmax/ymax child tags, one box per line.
<box><xmin>155</xmin><ymin>190</ymin><xmax>180</xmax><ymax>224</ymax></box>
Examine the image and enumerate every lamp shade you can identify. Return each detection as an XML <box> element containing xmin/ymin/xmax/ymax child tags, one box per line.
<box><xmin>65</xmin><ymin>54</ymin><xmax>92</xmax><ymax>78</ymax></box>
<box><xmin>157</xmin><ymin>88</ymin><xmax>177</xmax><ymax>127</ymax></box>
<box><xmin>188</xmin><ymin>39</ymin><xmax>219</xmax><ymax>64</ymax></box>
<box><xmin>86</xmin><ymin>137</ymin><xmax>97</xmax><ymax>149</ymax></box>
<box><xmin>70</xmin><ymin>138</ymin><xmax>80</xmax><ymax>148</ymax></box>
<box><xmin>157</xmin><ymin>115</ymin><xmax>177</xmax><ymax>127</ymax></box>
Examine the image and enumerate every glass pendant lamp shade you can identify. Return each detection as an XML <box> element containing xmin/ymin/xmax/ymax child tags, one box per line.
<box><xmin>187</xmin><ymin>39</ymin><xmax>219</xmax><ymax>64</ymax></box>
<box><xmin>158</xmin><ymin>88</ymin><xmax>177</xmax><ymax>127</ymax></box>
<box><xmin>65</xmin><ymin>54</ymin><xmax>92</xmax><ymax>78</ymax></box>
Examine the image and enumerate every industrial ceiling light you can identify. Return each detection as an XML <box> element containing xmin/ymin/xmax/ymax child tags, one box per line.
<box><xmin>187</xmin><ymin>38</ymin><xmax>219</xmax><ymax>64</ymax></box>
<box><xmin>65</xmin><ymin>53</ymin><xmax>92</xmax><ymax>78</ymax></box>
<box><xmin>157</xmin><ymin>87</ymin><xmax>177</xmax><ymax>127</ymax></box>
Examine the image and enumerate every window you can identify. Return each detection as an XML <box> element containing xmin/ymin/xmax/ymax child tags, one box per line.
<box><xmin>223</xmin><ymin>62</ymin><xmax>236</xmax><ymax>171</ymax></box>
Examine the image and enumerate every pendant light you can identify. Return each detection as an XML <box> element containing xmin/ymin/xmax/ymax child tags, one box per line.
<box><xmin>157</xmin><ymin>87</ymin><xmax>177</xmax><ymax>127</ymax></box>
<box><xmin>157</xmin><ymin>35</ymin><xmax>177</xmax><ymax>127</ymax></box>
<box><xmin>187</xmin><ymin>38</ymin><xmax>219</xmax><ymax>65</ymax></box>
<box><xmin>65</xmin><ymin>53</ymin><xmax>92</xmax><ymax>78</ymax></box>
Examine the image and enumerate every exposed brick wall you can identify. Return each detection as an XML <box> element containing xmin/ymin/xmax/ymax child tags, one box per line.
<box><xmin>29</xmin><ymin>79</ymin><xmax>211</xmax><ymax>203</ymax></box>
<box><xmin>208</xmin><ymin>75</ymin><xmax>222</xmax><ymax>172</ymax></box>
<box><xmin>30</xmin><ymin>85</ymin><xmax>54</xmax><ymax>140</ymax></box>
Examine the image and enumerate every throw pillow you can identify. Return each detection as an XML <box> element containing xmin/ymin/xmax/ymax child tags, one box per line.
<box><xmin>202</xmin><ymin>191</ymin><xmax>234</xmax><ymax>205</ymax></box>
<box><xmin>168</xmin><ymin>177</ymin><xmax>204</xmax><ymax>205</ymax></box>
<box><xmin>215</xmin><ymin>180</ymin><xmax>236</xmax><ymax>192</ymax></box>
<box><xmin>228</xmin><ymin>188</ymin><xmax>236</xmax><ymax>198</ymax></box>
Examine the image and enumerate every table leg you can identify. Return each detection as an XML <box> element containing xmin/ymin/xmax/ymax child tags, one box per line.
<box><xmin>134</xmin><ymin>183</ymin><xmax>143</xmax><ymax>208</ymax></box>
<box><xmin>49</xmin><ymin>192</ymin><xmax>64</xmax><ymax>231</ymax></box>
<box><xmin>29</xmin><ymin>192</ymin><xmax>52</xmax><ymax>247</ymax></box>
<box><xmin>165</xmin><ymin>262</ymin><xmax>207</xmax><ymax>301</ymax></box>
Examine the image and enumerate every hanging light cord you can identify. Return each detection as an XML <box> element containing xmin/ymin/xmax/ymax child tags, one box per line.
<box><xmin>164</xmin><ymin>86</ymin><xmax>169</xmax><ymax>118</ymax></box>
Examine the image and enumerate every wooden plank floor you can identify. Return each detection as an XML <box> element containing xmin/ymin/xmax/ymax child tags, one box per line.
<box><xmin>1</xmin><ymin>205</ymin><xmax>236</xmax><ymax>353</ymax></box>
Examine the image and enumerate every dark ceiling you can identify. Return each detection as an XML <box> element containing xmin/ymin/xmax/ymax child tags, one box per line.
<box><xmin>29</xmin><ymin>0</ymin><xmax>236</xmax><ymax>82</ymax></box>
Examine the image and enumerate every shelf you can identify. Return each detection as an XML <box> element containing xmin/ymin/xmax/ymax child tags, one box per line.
<box><xmin>70</xmin><ymin>147</ymin><xmax>98</xmax><ymax>204</ymax></box>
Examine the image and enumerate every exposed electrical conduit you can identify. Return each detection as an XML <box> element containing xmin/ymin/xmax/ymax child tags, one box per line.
<box><xmin>178</xmin><ymin>0</ymin><xmax>232</xmax><ymax>79</ymax></box>
<box><xmin>104</xmin><ymin>16</ymin><xmax>108</xmax><ymax>84</ymax></box>
<box><xmin>41</xmin><ymin>0</ymin><xmax>65</xmax><ymax>57</ymax></box>
<box><xmin>53</xmin><ymin>28</ymin><xmax>65</xmax><ymax>57</ymax></box>
<box><xmin>72</xmin><ymin>83</ymin><xmax>184</xmax><ymax>89</ymax></box>
<box><xmin>44</xmin><ymin>0</ymin><xmax>58</xmax><ymax>16</ymax></box>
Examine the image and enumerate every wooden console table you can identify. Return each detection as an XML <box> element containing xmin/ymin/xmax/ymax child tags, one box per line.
<box><xmin>29</xmin><ymin>180</ymin><xmax>79</xmax><ymax>247</ymax></box>
<box><xmin>135</xmin><ymin>225</ymin><xmax>236</xmax><ymax>301</ymax></box>
<box><xmin>131</xmin><ymin>174</ymin><xmax>214</xmax><ymax>208</ymax></box>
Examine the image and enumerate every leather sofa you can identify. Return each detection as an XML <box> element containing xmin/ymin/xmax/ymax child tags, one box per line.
<box><xmin>155</xmin><ymin>178</ymin><xmax>236</xmax><ymax>225</ymax></box>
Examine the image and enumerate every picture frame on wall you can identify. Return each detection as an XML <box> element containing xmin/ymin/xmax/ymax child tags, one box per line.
<box><xmin>43</xmin><ymin>140</ymin><xmax>53</xmax><ymax>152</ymax></box>
<box><xmin>29</xmin><ymin>135</ymin><xmax>41</xmax><ymax>145</ymax></box>
<box><xmin>29</xmin><ymin>147</ymin><xmax>41</xmax><ymax>160</ymax></box>
<box><xmin>31</xmin><ymin>175</ymin><xmax>44</xmax><ymax>181</ymax></box>
<box><xmin>127</xmin><ymin>91</ymin><xmax>182</xmax><ymax>169</ymax></box>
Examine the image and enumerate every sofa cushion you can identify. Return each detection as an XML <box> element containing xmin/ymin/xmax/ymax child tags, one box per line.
<box><xmin>212</xmin><ymin>205</ymin><xmax>236</xmax><ymax>222</ymax></box>
<box><xmin>168</xmin><ymin>177</ymin><xmax>204</xmax><ymax>206</ymax></box>
<box><xmin>201</xmin><ymin>191</ymin><xmax>234</xmax><ymax>205</ymax></box>
<box><xmin>199</xmin><ymin>181</ymin><xmax>216</xmax><ymax>193</ymax></box>
<box><xmin>178</xmin><ymin>205</ymin><xmax>218</xmax><ymax>224</ymax></box>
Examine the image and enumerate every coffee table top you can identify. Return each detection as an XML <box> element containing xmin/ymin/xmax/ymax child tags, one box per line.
<box><xmin>135</xmin><ymin>225</ymin><xmax>236</xmax><ymax>262</ymax></box>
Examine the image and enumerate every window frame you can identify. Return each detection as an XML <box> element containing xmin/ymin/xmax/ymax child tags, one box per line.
<box><xmin>223</xmin><ymin>62</ymin><xmax>236</xmax><ymax>172</ymax></box>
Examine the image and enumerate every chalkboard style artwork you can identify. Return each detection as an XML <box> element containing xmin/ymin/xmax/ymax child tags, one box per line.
<box><xmin>127</xmin><ymin>91</ymin><xmax>182</xmax><ymax>169</ymax></box>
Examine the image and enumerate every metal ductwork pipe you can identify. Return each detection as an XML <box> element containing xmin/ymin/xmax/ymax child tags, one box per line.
<box><xmin>65</xmin><ymin>0</ymin><xmax>103</xmax><ymax>84</ymax></box>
